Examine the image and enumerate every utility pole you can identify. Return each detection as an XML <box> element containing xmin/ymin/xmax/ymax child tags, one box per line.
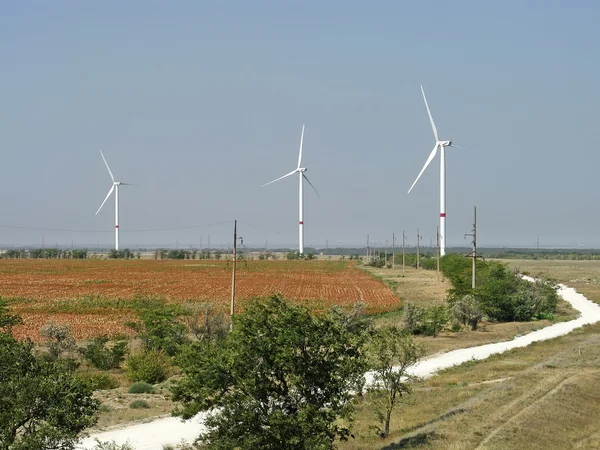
<box><xmin>402</xmin><ymin>230</ymin><xmax>406</xmax><ymax>273</ymax></box>
<box><xmin>436</xmin><ymin>225</ymin><xmax>440</xmax><ymax>281</ymax></box>
<box><xmin>200</xmin><ymin>236</ymin><xmax>203</xmax><ymax>250</ymax></box>
<box><xmin>416</xmin><ymin>229</ymin><xmax>421</xmax><ymax>270</ymax></box>
<box><xmin>367</xmin><ymin>234</ymin><xmax>370</xmax><ymax>263</ymax></box>
<box><xmin>384</xmin><ymin>239</ymin><xmax>388</xmax><ymax>267</ymax></box>
<box><xmin>392</xmin><ymin>232</ymin><xmax>396</xmax><ymax>270</ymax></box>
<box><xmin>230</xmin><ymin>220</ymin><xmax>243</xmax><ymax>329</ymax></box>
<box><xmin>464</xmin><ymin>206</ymin><xmax>477</xmax><ymax>289</ymax></box>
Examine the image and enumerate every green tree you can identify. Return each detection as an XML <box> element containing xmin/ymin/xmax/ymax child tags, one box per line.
<box><xmin>0</xmin><ymin>324</ymin><xmax>99</xmax><ymax>449</ymax></box>
<box><xmin>367</xmin><ymin>327</ymin><xmax>423</xmax><ymax>438</ymax></box>
<box><xmin>426</xmin><ymin>302</ymin><xmax>449</xmax><ymax>337</ymax></box>
<box><xmin>172</xmin><ymin>296</ymin><xmax>370</xmax><ymax>450</ymax></box>
<box><xmin>81</xmin><ymin>336</ymin><xmax>128</xmax><ymax>370</ymax></box>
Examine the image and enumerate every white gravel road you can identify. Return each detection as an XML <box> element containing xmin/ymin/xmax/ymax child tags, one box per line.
<box><xmin>79</xmin><ymin>281</ymin><xmax>600</xmax><ymax>449</ymax></box>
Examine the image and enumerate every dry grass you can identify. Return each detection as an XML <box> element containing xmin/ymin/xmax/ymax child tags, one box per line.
<box><xmin>341</xmin><ymin>259</ymin><xmax>600</xmax><ymax>450</ymax></box>
<box><xmin>343</xmin><ymin>323</ymin><xmax>600</xmax><ymax>450</ymax></box>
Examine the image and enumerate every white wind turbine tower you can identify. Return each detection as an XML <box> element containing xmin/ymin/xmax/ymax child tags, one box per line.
<box><xmin>408</xmin><ymin>86</ymin><xmax>462</xmax><ymax>257</ymax></box>
<box><xmin>95</xmin><ymin>151</ymin><xmax>132</xmax><ymax>251</ymax></box>
<box><xmin>263</xmin><ymin>125</ymin><xmax>320</xmax><ymax>254</ymax></box>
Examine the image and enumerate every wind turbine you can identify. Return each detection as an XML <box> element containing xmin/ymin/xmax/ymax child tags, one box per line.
<box><xmin>263</xmin><ymin>125</ymin><xmax>320</xmax><ymax>255</ymax></box>
<box><xmin>408</xmin><ymin>86</ymin><xmax>462</xmax><ymax>257</ymax></box>
<box><xmin>95</xmin><ymin>151</ymin><xmax>132</xmax><ymax>251</ymax></box>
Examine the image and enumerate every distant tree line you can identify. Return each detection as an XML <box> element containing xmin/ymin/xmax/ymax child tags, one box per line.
<box><xmin>154</xmin><ymin>249</ymin><xmax>224</xmax><ymax>260</ymax></box>
<box><xmin>1</xmin><ymin>248</ymin><xmax>89</xmax><ymax>259</ymax></box>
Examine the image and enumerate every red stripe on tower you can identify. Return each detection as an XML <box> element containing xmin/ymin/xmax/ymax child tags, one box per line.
<box><xmin>299</xmin><ymin>221</ymin><xmax>304</xmax><ymax>225</ymax></box>
<box><xmin>115</xmin><ymin>225</ymin><xmax>119</xmax><ymax>228</ymax></box>
<box><xmin>440</xmin><ymin>213</ymin><xmax>446</xmax><ymax>218</ymax></box>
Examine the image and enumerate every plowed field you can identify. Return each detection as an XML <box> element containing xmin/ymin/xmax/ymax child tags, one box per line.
<box><xmin>0</xmin><ymin>259</ymin><xmax>399</xmax><ymax>341</ymax></box>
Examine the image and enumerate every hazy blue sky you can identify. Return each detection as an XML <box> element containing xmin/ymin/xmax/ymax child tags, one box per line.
<box><xmin>1</xmin><ymin>1</ymin><xmax>599</xmax><ymax>249</ymax></box>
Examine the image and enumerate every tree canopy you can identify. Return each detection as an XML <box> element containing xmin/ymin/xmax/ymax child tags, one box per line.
<box><xmin>0</xmin><ymin>301</ymin><xmax>99</xmax><ymax>450</ymax></box>
<box><xmin>172</xmin><ymin>296</ymin><xmax>371</xmax><ymax>450</ymax></box>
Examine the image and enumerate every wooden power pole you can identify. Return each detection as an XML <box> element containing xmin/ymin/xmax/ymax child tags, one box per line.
<box><xmin>402</xmin><ymin>230</ymin><xmax>406</xmax><ymax>273</ymax></box>
<box><xmin>472</xmin><ymin>206</ymin><xmax>477</xmax><ymax>289</ymax></box>
<box><xmin>464</xmin><ymin>206</ymin><xmax>477</xmax><ymax>289</ymax></box>
<box><xmin>392</xmin><ymin>232</ymin><xmax>396</xmax><ymax>270</ymax></box>
<box><xmin>416</xmin><ymin>228</ymin><xmax>421</xmax><ymax>270</ymax></box>
<box><xmin>436</xmin><ymin>225</ymin><xmax>440</xmax><ymax>276</ymax></box>
<box><xmin>230</xmin><ymin>220</ymin><xmax>243</xmax><ymax>328</ymax></box>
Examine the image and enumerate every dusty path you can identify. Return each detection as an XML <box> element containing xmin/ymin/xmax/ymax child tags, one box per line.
<box><xmin>79</xmin><ymin>282</ymin><xmax>600</xmax><ymax>449</ymax></box>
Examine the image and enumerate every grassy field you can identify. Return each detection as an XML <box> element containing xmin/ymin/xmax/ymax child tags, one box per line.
<box><xmin>341</xmin><ymin>259</ymin><xmax>600</xmax><ymax>449</ymax></box>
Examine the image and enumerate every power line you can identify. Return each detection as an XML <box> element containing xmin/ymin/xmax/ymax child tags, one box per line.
<box><xmin>0</xmin><ymin>221</ymin><xmax>230</xmax><ymax>234</ymax></box>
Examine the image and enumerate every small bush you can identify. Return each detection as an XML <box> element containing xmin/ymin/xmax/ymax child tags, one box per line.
<box><xmin>128</xmin><ymin>381</ymin><xmax>154</xmax><ymax>394</ymax></box>
<box><xmin>402</xmin><ymin>303</ymin><xmax>426</xmax><ymax>334</ymax></box>
<box><xmin>82</xmin><ymin>336</ymin><xmax>128</xmax><ymax>370</ymax></box>
<box><xmin>40</xmin><ymin>322</ymin><xmax>77</xmax><ymax>359</ymax></box>
<box><xmin>76</xmin><ymin>371</ymin><xmax>120</xmax><ymax>390</ymax></box>
<box><xmin>126</xmin><ymin>349</ymin><xmax>171</xmax><ymax>384</ymax></box>
<box><xmin>92</xmin><ymin>439</ymin><xmax>135</xmax><ymax>450</ymax></box>
<box><xmin>129</xmin><ymin>399</ymin><xmax>150</xmax><ymax>409</ymax></box>
<box><xmin>130</xmin><ymin>300</ymin><xmax>188</xmax><ymax>356</ymax></box>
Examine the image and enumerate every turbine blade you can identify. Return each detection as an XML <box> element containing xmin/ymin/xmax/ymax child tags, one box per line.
<box><xmin>262</xmin><ymin>169</ymin><xmax>298</xmax><ymax>187</ymax></box>
<box><xmin>408</xmin><ymin>144</ymin><xmax>439</xmax><ymax>194</ymax></box>
<box><xmin>303</xmin><ymin>173</ymin><xmax>320</xmax><ymax>198</ymax></box>
<box><xmin>95</xmin><ymin>185</ymin><xmax>115</xmax><ymax>215</ymax></box>
<box><xmin>449</xmin><ymin>143</ymin><xmax>466</xmax><ymax>149</ymax></box>
<box><xmin>421</xmin><ymin>86</ymin><xmax>439</xmax><ymax>141</ymax></box>
<box><xmin>297</xmin><ymin>124</ymin><xmax>305</xmax><ymax>169</ymax></box>
<box><xmin>100</xmin><ymin>150</ymin><xmax>115</xmax><ymax>183</ymax></box>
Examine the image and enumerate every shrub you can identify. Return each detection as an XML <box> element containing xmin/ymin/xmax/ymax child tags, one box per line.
<box><xmin>92</xmin><ymin>439</ymin><xmax>135</xmax><ymax>450</ymax></box>
<box><xmin>76</xmin><ymin>371</ymin><xmax>120</xmax><ymax>390</ymax></box>
<box><xmin>129</xmin><ymin>399</ymin><xmax>150</xmax><ymax>409</ymax></box>
<box><xmin>402</xmin><ymin>302</ymin><xmax>426</xmax><ymax>334</ymax></box>
<box><xmin>128</xmin><ymin>381</ymin><xmax>154</xmax><ymax>394</ymax></box>
<box><xmin>126</xmin><ymin>349</ymin><xmax>171</xmax><ymax>384</ymax></box>
<box><xmin>448</xmin><ymin>294</ymin><xmax>482</xmax><ymax>331</ymax></box>
<box><xmin>82</xmin><ymin>336</ymin><xmax>128</xmax><ymax>370</ymax></box>
<box><xmin>40</xmin><ymin>322</ymin><xmax>77</xmax><ymax>359</ymax></box>
<box><xmin>183</xmin><ymin>302</ymin><xmax>228</xmax><ymax>343</ymax></box>
<box><xmin>130</xmin><ymin>300</ymin><xmax>188</xmax><ymax>356</ymax></box>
